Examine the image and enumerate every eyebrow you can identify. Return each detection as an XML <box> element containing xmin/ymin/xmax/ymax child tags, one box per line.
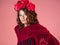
<box><xmin>19</xmin><ymin>14</ymin><xmax>26</xmax><ymax>16</ymax></box>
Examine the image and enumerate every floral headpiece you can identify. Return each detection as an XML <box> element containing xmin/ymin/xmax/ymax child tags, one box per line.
<box><xmin>14</xmin><ymin>0</ymin><xmax>35</xmax><ymax>11</ymax></box>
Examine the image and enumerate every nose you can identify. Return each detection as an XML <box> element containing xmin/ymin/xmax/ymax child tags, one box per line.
<box><xmin>22</xmin><ymin>15</ymin><xmax>25</xmax><ymax>18</ymax></box>
<box><xmin>21</xmin><ymin>15</ymin><xmax>25</xmax><ymax>20</ymax></box>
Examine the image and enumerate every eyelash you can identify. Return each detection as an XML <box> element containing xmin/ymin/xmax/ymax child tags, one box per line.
<box><xmin>19</xmin><ymin>15</ymin><xmax>22</xmax><ymax>16</ymax></box>
<box><xmin>19</xmin><ymin>15</ymin><xmax>21</xmax><ymax>16</ymax></box>
<box><xmin>19</xmin><ymin>14</ymin><xmax>26</xmax><ymax>16</ymax></box>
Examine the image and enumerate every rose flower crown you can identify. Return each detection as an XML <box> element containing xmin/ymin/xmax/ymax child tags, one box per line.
<box><xmin>14</xmin><ymin>0</ymin><xmax>35</xmax><ymax>11</ymax></box>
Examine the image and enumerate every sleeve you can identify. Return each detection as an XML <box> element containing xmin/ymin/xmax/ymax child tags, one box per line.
<box><xmin>14</xmin><ymin>25</ymin><xmax>19</xmax><ymax>36</ymax></box>
<box><xmin>48</xmin><ymin>34</ymin><xmax>60</xmax><ymax>45</ymax></box>
<box><xmin>38</xmin><ymin>25</ymin><xmax>60</xmax><ymax>45</ymax></box>
<box><xmin>39</xmin><ymin>33</ymin><xmax>60</xmax><ymax>45</ymax></box>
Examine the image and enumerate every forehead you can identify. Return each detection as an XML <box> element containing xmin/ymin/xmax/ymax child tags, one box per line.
<box><xmin>19</xmin><ymin>10</ymin><xmax>25</xmax><ymax>15</ymax></box>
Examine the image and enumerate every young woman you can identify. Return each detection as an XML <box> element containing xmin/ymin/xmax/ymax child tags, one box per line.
<box><xmin>14</xmin><ymin>0</ymin><xmax>59</xmax><ymax>45</ymax></box>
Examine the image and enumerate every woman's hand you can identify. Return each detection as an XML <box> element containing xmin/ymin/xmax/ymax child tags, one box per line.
<box><xmin>39</xmin><ymin>38</ymin><xmax>48</xmax><ymax>45</ymax></box>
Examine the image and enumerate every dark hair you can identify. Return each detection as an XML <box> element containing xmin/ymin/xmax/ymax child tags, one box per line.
<box><xmin>16</xmin><ymin>8</ymin><xmax>39</xmax><ymax>30</ymax></box>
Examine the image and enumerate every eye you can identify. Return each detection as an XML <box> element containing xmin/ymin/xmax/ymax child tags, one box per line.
<box><xmin>19</xmin><ymin>14</ymin><xmax>22</xmax><ymax>16</ymax></box>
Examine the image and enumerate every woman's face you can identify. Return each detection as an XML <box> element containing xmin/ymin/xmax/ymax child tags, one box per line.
<box><xmin>19</xmin><ymin>10</ymin><xmax>28</xmax><ymax>24</ymax></box>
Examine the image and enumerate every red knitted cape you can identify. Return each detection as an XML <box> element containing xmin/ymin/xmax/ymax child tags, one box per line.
<box><xmin>14</xmin><ymin>23</ymin><xmax>59</xmax><ymax>45</ymax></box>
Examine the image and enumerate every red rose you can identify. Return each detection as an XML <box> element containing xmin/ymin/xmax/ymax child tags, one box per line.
<box><xmin>14</xmin><ymin>1</ymin><xmax>25</xmax><ymax>11</ymax></box>
<box><xmin>20</xmin><ymin>0</ymin><xmax>29</xmax><ymax>4</ymax></box>
<box><xmin>27</xmin><ymin>2</ymin><xmax>35</xmax><ymax>11</ymax></box>
<box><xmin>14</xmin><ymin>0</ymin><xmax>35</xmax><ymax>11</ymax></box>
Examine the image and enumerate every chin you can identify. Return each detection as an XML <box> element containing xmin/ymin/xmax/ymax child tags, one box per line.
<box><xmin>21</xmin><ymin>21</ymin><xmax>27</xmax><ymax>24</ymax></box>
<box><xmin>23</xmin><ymin>22</ymin><xmax>25</xmax><ymax>24</ymax></box>
<box><xmin>21</xmin><ymin>22</ymin><xmax>26</xmax><ymax>24</ymax></box>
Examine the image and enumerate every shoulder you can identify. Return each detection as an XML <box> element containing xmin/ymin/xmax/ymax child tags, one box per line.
<box><xmin>39</xmin><ymin>24</ymin><xmax>49</xmax><ymax>33</ymax></box>
<box><xmin>33</xmin><ymin>23</ymin><xmax>50</xmax><ymax>34</ymax></box>
<box><xmin>14</xmin><ymin>24</ymin><xmax>19</xmax><ymax>31</ymax></box>
<box><xmin>30</xmin><ymin>23</ymin><xmax>50</xmax><ymax>37</ymax></box>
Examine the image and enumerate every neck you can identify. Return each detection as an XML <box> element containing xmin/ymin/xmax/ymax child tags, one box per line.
<box><xmin>24</xmin><ymin>24</ymin><xmax>27</xmax><ymax>27</ymax></box>
<box><xmin>24</xmin><ymin>23</ymin><xmax>30</xmax><ymax>27</ymax></box>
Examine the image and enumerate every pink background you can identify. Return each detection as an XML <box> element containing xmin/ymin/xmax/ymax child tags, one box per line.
<box><xmin>0</xmin><ymin>0</ymin><xmax>60</xmax><ymax>45</ymax></box>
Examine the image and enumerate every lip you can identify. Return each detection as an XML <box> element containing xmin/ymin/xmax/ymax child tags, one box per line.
<box><xmin>21</xmin><ymin>20</ymin><xmax>25</xmax><ymax>21</ymax></box>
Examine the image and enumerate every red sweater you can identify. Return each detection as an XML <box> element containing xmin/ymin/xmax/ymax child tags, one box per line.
<box><xmin>14</xmin><ymin>23</ymin><xmax>59</xmax><ymax>45</ymax></box>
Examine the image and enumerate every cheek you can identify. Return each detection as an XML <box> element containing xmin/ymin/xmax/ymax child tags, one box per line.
<box><xmin>19</xmin><ymin>16</ymin><xmax>22</xmax><ymax>20</ymax></box>
<box><xmin>25</xmin><ymin>16</ymin><xmax>27</xmax><ymax>20</ymax></box>
<box><xmin>19</xmin><ymin>16</ymin><xmax>24</xmax><ymax>21</ymax></box>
